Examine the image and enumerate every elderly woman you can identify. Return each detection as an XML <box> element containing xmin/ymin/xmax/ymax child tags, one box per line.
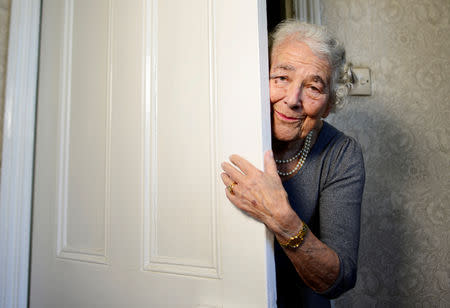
<box><xmin>221</xmin><ymin>20</ymin><xmax>365</xmax><ymax>307</ymax></box>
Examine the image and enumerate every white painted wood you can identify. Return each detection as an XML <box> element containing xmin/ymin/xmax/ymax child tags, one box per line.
<box><xmin>30</xmin><ymin>0</ymin><xmax>275</xmax><ymax>307</ymax></box>
<box><xmin>55</xmin><ymin>0</ymin><xmax>111</xmax><ymax>266</ymax></box>
<box><xmin>143</xmin><ymin>0</ymin><xmax>220</xmax><ymax>279</ymax></box>
<box><xmin>0</xmin><ymin>1</ymin><xmax>41</xmax><ymax>308</ymax></box>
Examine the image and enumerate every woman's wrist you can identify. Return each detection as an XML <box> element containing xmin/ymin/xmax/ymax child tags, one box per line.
<box><xmin>275</xmin><ymin>221</ymin><xmax>304</xmax><ymax>243</ymax></box>
<box><xmin>271</xmin><ymin>205</ymin><xmax>303</xmax><ymax>243</ymax></box>
<box><xmin>277</xmin><ymin>223</ymin><xmax>308</xmax><ymax>249</ymax></box>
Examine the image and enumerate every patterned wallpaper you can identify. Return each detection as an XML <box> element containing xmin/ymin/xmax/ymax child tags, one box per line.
<box><xmin>0</xmin><ymin>0</ymin><xmax>11</xmax><ymax>169</ymax></box>
<box><xmin>321</xmin><ymin>0</ymin><xmax>450</xmax><ymax>307</ymax></box>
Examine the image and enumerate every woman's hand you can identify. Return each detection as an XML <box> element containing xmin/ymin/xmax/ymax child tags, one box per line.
<box><xmin>221</xmin><ymin>150</ymin><xmax>302</xmax><ymax>240</ymax></box>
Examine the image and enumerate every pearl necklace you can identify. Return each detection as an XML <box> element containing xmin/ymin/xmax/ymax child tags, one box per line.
<box><xmin>276</xmin><ymin>130</ymin><xmax>313</xmax><ymax>177</ymax></box>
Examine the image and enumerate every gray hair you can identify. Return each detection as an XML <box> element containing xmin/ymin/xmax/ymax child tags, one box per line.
<box><xmin>269</xmin><ymin>20</ymin><xmax>350</xmax><ymax>111</ymax></box>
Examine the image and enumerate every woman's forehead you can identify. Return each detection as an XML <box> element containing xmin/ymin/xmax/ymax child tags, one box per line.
<box><xmin>272</xmin><ymin>40</ymin><xmax>328</xmax><ymax>66</ymax></box>
<box><xmin>271</xmin><ymin>40</ymin><xmax>330</xmax><ymax>79</ymax></box>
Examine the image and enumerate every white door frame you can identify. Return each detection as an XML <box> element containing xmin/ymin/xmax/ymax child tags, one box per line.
<box><xmin>0</xmin><ymin>1</ymin><xmax>41</xmax><ymax>308</ymax></box>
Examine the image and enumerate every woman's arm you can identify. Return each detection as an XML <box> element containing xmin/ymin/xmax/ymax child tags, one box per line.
<box><xmin>221</xmin><ymin>146</ymin><xmax>364</xmax><ymax>296</ymax></box>
<box><xmin>221</xmin><ymin>151</ymin><xmax>340</xmax><ymax>292</ymax></box>
<box><xmin>273</xmin><ymin>214</ymin><xmax>340</xmax><ymax>292</ymax></box>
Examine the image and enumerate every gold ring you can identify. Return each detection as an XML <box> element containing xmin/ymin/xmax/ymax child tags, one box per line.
<box><xmin>227</xmin><ymin>182</ymin><xmax>237</xmax><ymax>195</ymax></box>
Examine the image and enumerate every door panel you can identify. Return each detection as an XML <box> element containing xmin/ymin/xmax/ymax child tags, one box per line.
<box><xmin>57</xmin><ymin>0</ymin><xmax>112</xmax><ymax>265</ymax></box>
<box><xmin>150</xmin><ymin>0</ymin><xmax>219</xmax><ymax>276</ymax></box>
<box><xmin>31</xmin><ymin>0</ymin><xmax>274</xmax><ymax>307</ymax></box>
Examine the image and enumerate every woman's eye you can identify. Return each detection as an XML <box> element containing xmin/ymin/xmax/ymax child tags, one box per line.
<box><xmin>308</xmin><ymin>85</ymin><xmax>323</xmax><ymax>94</ymax></box>
<box><xmin>270</xmin><ymin>76</ymin><xmax>289</xmax><ymax>86</ymax></box>
<box><xmin>310</xmin><ymin>86</ymin><xmax>320</xmax><ymax>93</ymax></box>
<box><xmin>304</xmin><ymin>85</ymin><xmax>324</xmax><ymax>99</ymax></box>
<box><xmin>270</xmin><ymin>76</ymin><xmax>288</xmax><ymax>82</ymax></box>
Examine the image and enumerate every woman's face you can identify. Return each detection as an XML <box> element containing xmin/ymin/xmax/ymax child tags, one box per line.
<box><xmin>270</xmin><ymin>39</ymin><xmax>331</xmax><ymax>142</ymax></box>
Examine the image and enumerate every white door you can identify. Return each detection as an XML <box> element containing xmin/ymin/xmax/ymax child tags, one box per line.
<box><xmin>30</xmin><ymin>0</ymin><xmax>274</xmax><ymax>307</ymax></box>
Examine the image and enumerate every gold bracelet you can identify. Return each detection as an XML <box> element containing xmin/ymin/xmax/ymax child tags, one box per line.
<box><xmin>278</xmin><ymin>223</ymin><xmax>308</xmax><ymax>249</ymax></box>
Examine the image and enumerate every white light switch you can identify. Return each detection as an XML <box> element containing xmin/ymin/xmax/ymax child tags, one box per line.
<box><xmin>349</xmin><ymin>67</ymin><xmax>372</xmax><ymax>96</ymax></box>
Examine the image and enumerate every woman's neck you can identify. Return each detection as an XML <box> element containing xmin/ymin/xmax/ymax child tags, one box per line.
<box><xmin>272</xmin><ymin>123</ymin><xmax>323</xmax><ymax>162</ymax></box>
<box><xmin>272</xmin><ymin>137</ymin><xmax>305</xmax><ymax>161</ymax></box>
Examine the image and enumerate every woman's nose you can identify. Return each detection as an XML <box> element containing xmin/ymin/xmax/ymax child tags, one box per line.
<box><xmin>285</xmin><ymin>83</ymin><xmax>303</xmax><ymax>109</ymax></box>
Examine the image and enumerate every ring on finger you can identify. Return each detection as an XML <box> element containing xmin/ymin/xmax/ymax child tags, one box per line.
<box><xmin>227</xmin><ymin>181</ymin><xmax>237</xmax><ymax>195</ymax></box>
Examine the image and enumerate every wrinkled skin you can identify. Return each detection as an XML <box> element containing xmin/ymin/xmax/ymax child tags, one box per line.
<box><xmin>270</xmin><ymin>39</ymin><xmax>331</xmax><ymax>143</ymax></box>
<box><xmin>221</xmin><ymin>39</ymin><xmax>340</xmax><ymax>292</ymax></box>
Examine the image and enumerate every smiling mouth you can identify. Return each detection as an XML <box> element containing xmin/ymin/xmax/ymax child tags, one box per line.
<box><xmin>274</xmin><ymin>110</ymin><xmax>302</xmax><ymax>122</ymax></box>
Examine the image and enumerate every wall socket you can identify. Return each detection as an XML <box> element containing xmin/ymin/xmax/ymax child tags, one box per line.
<box><xmin>349</xmin><ymin>67</ymin><xmax>372</xmax><ymax>96</ymax></box>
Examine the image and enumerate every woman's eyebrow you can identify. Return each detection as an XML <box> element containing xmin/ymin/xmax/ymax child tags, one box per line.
<box><xmin>306</xmin><ymin>75</ymin><xmax>327</xmax><ymax>86</ymax></box>
<box><xmin>272</xmin><ymin>64</ymin><xmax>296</xmax><ymax>71</ymax></box>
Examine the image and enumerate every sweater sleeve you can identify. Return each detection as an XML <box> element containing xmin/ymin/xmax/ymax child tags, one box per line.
<box><xmin>315</xmin><ymin>136</ymin><xmax>365</xmax><ymax>299</ymax></box>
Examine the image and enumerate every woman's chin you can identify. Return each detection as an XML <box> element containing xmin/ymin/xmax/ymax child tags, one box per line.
<box><xmin>272</xmin><ymin>120</ymin><xmax>304</xmax><ymax>143</ymax></box>
<box><xmin>273</xmin><ymin>131</ymin><xmax>300</xmax><ymax>143</ymax></box>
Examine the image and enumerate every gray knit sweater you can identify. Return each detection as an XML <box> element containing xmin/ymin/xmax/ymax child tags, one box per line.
<box><xmin>275</xmin><ymin>121</ymin><xmax>365</xmax><ymax>308</ymax></box>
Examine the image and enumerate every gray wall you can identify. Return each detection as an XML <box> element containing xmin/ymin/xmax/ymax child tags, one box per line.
<box><xmin>0</xmin><ymin>0</ymin><xmax>11</xmax><ymax>169</ymax></box>
<box><xmin>322</xmin><ymin>0</ymin><xmax>450</xmax><ymax>306</ymax></box>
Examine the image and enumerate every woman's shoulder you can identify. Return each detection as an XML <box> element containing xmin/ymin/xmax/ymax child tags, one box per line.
<box><xmin>316</xmin><ymin>121</ymin><xmax>362</xmax><ymax>156</ymax></box>
<box><xmin>316</xmin><ymin>121</ymin><xmax>366</xmax><ymax>191</ymax></box>
<box><xmin>314</xmin><ymin>121</ymin><xmax>365</xmax><ymax>177</ymax></box>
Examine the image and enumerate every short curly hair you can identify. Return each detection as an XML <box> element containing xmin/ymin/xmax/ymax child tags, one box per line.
<box><xmin>269</xmin><ymin>20</ymin><xmax>349</xmax><ymax>111</ymax></box>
